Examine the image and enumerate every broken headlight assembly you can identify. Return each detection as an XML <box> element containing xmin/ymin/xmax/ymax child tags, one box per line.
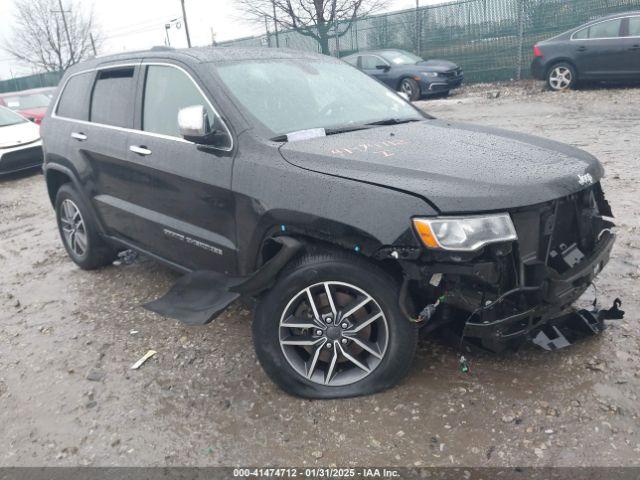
<box><xmin>412</xmin><ymin>213</ymin><xmax>517</xmax><ymax>251</ymax></box>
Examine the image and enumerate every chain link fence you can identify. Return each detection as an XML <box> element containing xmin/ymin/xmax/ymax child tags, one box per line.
<box><xmin>0</xmin><ymin>70</ymin><xmax>63</xmax><ymax>94</ymax></box>
<box><xmin>218</xmin><ymin>0</ymin><xmax>640</xmax><ymax>83</ymax></box>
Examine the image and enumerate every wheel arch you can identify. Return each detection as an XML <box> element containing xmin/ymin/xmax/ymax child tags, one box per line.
<box><xmin>44</xmin><ymin>163</ymin><xmax>108</xmax><ymax>235</ymax></box>
<box><xmin>546</xmin><ymin>58</ymin><xmax>579</xmax><ymax>79</ymax></box>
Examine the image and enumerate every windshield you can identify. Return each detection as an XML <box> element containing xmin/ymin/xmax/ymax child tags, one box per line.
<box><xmin>378</xmin><ymin>50</ymin><xmax>423</xmax><ymax>65</ymax></box>
<box><xmin>0</xmin><ymin>106</ymin><xmax>27</xmax><ymax>127</ymax></box>
<box><xmin>214</xmin><ymin>59</ymin><xmax>424</xmax><ymax>136</ymax></box>
<box><xmin>2</xmin><ymin>93</ymin><xmax>51</xmax><ymax>110</ymax></box>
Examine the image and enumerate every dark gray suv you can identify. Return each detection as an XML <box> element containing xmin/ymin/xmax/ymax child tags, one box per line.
<box><xmin>41</xmin><ymin>47</ymin><xmax>622</xmax><ymax>398</ymax></box>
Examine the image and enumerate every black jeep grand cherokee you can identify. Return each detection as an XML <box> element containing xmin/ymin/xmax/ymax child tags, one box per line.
<box><xmin>41</xmin><ymin>47</ymin><xmax>619</xmax><ymax>398</ymax></box>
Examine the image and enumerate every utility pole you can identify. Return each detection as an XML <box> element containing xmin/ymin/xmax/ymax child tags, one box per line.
<box><xmin>264</xmin><ymin>15</ymin><xmax>271</xmax><ymax>47</ymax></box>
<box><xmin>89</xmin><ymin>33</ymin><xmax>97</xmax><ymax>56</ymax></box>
<box><xmin>272</xmin><ymin>1</ymin><xmax>279</xmax><ymax>48</ymax></box>
<box><xmin>415</xmin><ymin>0</ymin><xmax>421</xmax><ymax>55</ymax></box>
<box><xmin>180</xmin><ymin>0</ymin><xmax>192</xmax><ymax>47</ymax></box>
<box><xmin>51</xmin><ymin>0</ymin><xmax>75</xmax><ymax>64</ymax></box>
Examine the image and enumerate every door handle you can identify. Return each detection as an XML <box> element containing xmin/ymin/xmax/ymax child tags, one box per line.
<box><xmin>129</xmin><ymin>145</ymin><xmax>152</xmax><ymax>156</ymax></box>
<box><xmin>630</xmin><ymin>45</ymin><xmax>640</xmax><ymax>50</ymax></box>
<box><xmin>70</xmin><ymin>132</ymin><xmax>87</xmax><ymax>141</ymax></box>
<box><xmin>576</xmin><ymin>46</ymin><xmax>587</xmax><ymax>52</ymax></box>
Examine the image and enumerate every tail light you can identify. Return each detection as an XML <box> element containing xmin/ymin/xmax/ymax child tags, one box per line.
<box><xmin>533</xmin><ymin>45</ymin><xmax>543</xmax><ymax>58</ymax></box>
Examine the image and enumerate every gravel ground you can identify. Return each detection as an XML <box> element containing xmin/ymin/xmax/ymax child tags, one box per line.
<box><xmin>1</xmin><ymin>81</ymin><xmax>639</xmax><ymax>467</ymax></box>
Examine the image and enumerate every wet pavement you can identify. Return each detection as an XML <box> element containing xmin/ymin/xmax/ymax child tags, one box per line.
<box><xmin>1</xmin><ymin>82</ymin><xmax>639</xmax><ymax>466</ymax></box>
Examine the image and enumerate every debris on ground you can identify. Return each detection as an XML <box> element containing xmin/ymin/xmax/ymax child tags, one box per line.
<box><xmin>130</xmin><ymin>350</ymin><xmax>157</xmax><ymax>370</ymax></box>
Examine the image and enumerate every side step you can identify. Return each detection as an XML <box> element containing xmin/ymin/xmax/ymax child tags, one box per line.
<box><xmin>144</xmin><ymin>236</ymin><xmax>301</xmax><ymax>326</ymax></box>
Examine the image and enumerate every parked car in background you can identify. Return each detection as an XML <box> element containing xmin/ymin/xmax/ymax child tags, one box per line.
<box><xmin>0</xmin><ymin>106</ymin><xmax>43</xmax><ymax>175</ymax></box>
<box><xmin>342</xmin><ymin>49</ymin><xmax>463</xmax><ymax>101</ymax></box>
<box><xmin>0</xmin><ymin>87</ymin><xmax>56</xmax><ymax>124</ymax></box>
<box><xmin>532</xmin><ymin>11</ymin><xmax>640</xmax><ymax>91</ymax></box>
<box><xmin>41</xmin><ymin>47</ymin><xmax>620</xmax><ymax>399</ymax></box>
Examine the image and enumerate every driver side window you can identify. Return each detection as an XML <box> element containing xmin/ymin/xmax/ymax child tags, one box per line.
<box><xmin>142</xmin><ymin>65</ymin><xmax>224</xmax><ymax>142</ymax></box>
<box><xmin>360</xmin><ymin>56</ymin><xmax>382</xmax><ymax>70</ymax></box>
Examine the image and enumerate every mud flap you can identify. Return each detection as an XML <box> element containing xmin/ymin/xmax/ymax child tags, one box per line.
<box><xmin>144</xmin><ymin>236</ymin><xmax>302</xmax><ymax>326</ymax></box>
<box><xmin>532</xmin><ymin>298</ymin><xmax>624</xmax><ymax>351</ymax></box>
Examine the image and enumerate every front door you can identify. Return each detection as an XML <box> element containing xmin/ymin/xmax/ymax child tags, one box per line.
<box><xmin>360</xmin><ymin>55</ymin><xmax>394</xmax><ymax>87</ymax></box>
<box><xmin>620</xmin><ymin>16</ymin><xmax>640</xmax><ymax>76</ymax></box>
<box><xmin>121</xmin><ymin>62</ymin><xmax>237</xmax><ymax>274</ymax></box>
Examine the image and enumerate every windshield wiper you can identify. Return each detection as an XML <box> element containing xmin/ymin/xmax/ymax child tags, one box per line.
<box><xmin>365</xmin><ymin>118</ymin><xmax>422</xmax><ymax>126</ymax></box>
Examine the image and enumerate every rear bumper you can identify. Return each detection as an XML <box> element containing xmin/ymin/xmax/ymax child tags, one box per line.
<box><xmin>459</xmin><ymin>231</ymin><xmax>616</xmax><ymax>342</ymax></box>
<box><xmin>531</xmin><ymin>57</ymin><xmax>546</xmax><ymax>80</ymax></box>
<box><xmin>0</xmin><ymin>140</ymin><xmax>43</xmax><ymax>175</ymax></box>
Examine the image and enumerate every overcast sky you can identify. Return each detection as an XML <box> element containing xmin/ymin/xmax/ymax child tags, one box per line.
<box><xmin>0</xmin><ymin>0</ymin><xmax>442</xmax><ymax>80</ymax></box>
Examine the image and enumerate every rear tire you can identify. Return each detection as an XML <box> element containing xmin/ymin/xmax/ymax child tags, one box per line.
<box><xmin>253</xmin><ymin>249</ymin><xmax>418</xmax><ymax>399</ymax></box>
<box><xmin>399</xmin><ymin>78</ymin><xmax>421</xmax><ymax>101</ymax></box>
<box><xmin>55</xmin><ymin>184</ymin><xmax>117</xmax><ymax>270</ymax></box>
<box><xmin>547</xmin><ymin>62</ymin><xmax>577</xmax><ymax>91</ymax></box>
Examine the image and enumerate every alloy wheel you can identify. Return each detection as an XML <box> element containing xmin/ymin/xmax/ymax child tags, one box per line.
<box><xmin>400</xmin><ymin>79</ymin><xmax>415</xmax><ymax>97</ymax></box>
<box><xmin>279</xmin><ymin>281</ymin><xmax>389</xmax><ymax>387</ymax></box>
<box><xmin>60</xmin><ymin>199</ymin><xmax>87</xmax><ymax>257</ymax></box>
<box><xmin>549</xmin><ymin>66</ymin><xmax>572</xmax><ymax>90</ymax></box>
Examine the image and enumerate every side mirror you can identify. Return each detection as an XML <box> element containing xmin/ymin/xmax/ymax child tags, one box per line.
<box><xmin>376</xmin><ymin>64</ymin><xmax>390</xmax><ymax>71</ymax></box>
<box><xmin>398</xmin><ymin>92</ymin><xmax>410</xmax><ymax>101</ymax></box>
<box><xmin>178</xmin><ymin>104</ymin><xmax>209</xmax><ymax>141</ymax></box>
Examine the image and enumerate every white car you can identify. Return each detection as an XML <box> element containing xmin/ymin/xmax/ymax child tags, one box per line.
<box><xmin>0</xmin><ymin>105</ymin><xmax>43</xmax><ymax>175</ymax></box>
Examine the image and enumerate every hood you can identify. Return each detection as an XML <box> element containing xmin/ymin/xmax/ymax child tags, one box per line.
<box><xmin>415</xmin><ymin>59</ymin><xmax>459</xmax><ymax>72</ymax></box>
<box><xmin>0</xmin><ymin>121</ymin><xmax>40</xmax><ymax>149</ymax></box>
<box><xmin>279</xmin><ymin>120</ymin><xmax>603</xmax><ymax>213</ymax></box>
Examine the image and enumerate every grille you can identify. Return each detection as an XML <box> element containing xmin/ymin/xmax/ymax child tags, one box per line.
<box><xmin>0</xmin><ymin>146</ymin><xmax>43</xmax><ymax>173</ymax></box>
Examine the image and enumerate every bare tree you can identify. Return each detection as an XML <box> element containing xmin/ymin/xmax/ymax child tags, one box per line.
<box><xmin>236</xmin><ymin>0</ymin><xmax>388</xmax><ymax>55</ymax></box>
<box><xmin>3</xmin><ymin>0</ymin><xmax>100</xmax><ymax>72</ymax></box>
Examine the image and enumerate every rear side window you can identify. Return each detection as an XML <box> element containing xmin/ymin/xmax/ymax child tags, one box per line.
<box><xmin>56</xmin><ymin>73</ymin><xmax>93</xmax><ymax>120</ymax></box>
<box><xmin>573</xmin><ymin>27</ymin><xmax>588</xmax><ymax>39</ymax></box>
<box><xmin>588</xmin><ymin>18</ymin><xmax>622</xmax><ymax>38</ymax></box>
<box><xmin>90</xmin><ymin>67</ymin><xmax>136</xmax><ymax>128</ymax></box>
<box><xmin>629</xmin><ymin>17</ymin><xmax>640</xmax><ymax>36</ymax></box>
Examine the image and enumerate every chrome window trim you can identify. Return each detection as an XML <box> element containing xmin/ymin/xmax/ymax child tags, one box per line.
<box><xmin>570</xmin><ymin>15</ymin><xmax>640</xmax><ymax>41</ymax></box>
<box><xmin>51</xmin><ymin>61</ymin><xmax>234</xmax><ymax>152</ymax></box>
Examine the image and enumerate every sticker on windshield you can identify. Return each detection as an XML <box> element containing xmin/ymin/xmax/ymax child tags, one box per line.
<box><xmin>286</xmin><ymin>128</ymin><xmax>326</xmax><ymax>142</ymax></box>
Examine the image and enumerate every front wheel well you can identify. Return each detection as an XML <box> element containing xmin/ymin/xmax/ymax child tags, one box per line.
<box><xmin>259</xmin><ymin>235</ymin><xmax>405</xmax><ymax>286</ymax></box>
<box><xmin>45</xmin><ymin>169</ymin><xmax>73</xmax><ymax>206</ymax></box>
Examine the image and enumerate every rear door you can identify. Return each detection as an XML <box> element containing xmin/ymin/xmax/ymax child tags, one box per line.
<box><xmin>120</xmin><ymin>62</ymin><xmax>237</xmax><ymax>274</ymax></box>
<box><xmin>573</xmin><ymin>17</ymin><xmax>626</xmax><ymax>78</ymax></box>
<box><xmin>78</xmin><ymin>63</ymin><xmax>141</xmax><ymax>244</ymax></box>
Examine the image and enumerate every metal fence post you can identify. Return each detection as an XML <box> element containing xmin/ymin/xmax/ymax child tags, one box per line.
<box><xmin>516</xmin><ymin>0</ymin><xmax>526</xmax><ymax>80</ymax></box>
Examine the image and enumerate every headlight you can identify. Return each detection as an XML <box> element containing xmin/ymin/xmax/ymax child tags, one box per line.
<box><xmin>422</xmin><ymin>71</ymin><xmax>439</xmax><ymax>78</ymax></box>
<box><xmin>413</xmin><ymin>214</ymin><xmax>517</xmax><ymax>251</ymax></box>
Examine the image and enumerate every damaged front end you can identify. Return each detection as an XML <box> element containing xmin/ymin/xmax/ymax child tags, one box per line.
<box><xmin>387</xmin><ymin>183</ymin><xmax>624</xmax><ymax>351</ymax></box>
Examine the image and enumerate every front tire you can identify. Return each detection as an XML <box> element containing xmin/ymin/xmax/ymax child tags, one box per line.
<box><xmin>399</xmin><ymin>78</ymin><xmax>421</xmax><ymax>101</ymax></box>
<box><xmin>547</xmin><ymin>62</ymin><xmax>576</xmax><ymax>91</ymax></box>
<box><xmin>253</xmin><ymin>250</ymin><xmax>418</xmax><ymax>399</ymax></box>
<box><xmin>55</xmin><ymin>184</ymin><xmax>117</xmax><ymax>270</ymax></box>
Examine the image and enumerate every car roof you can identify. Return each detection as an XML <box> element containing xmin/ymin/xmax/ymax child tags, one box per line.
<box><xmin>64</xmin><ymin>46</ymin><xmax>337</xmax><ymax>76</ymax></box>
<box><xmin>575</xmin><ymin>10</ymin><xmax>640</xmax><ymax>29</ymax></box>
<box><xmin>343</xmin><ymin>49</ymin><xmax>410</xmax><ymax>59</ymax></box>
